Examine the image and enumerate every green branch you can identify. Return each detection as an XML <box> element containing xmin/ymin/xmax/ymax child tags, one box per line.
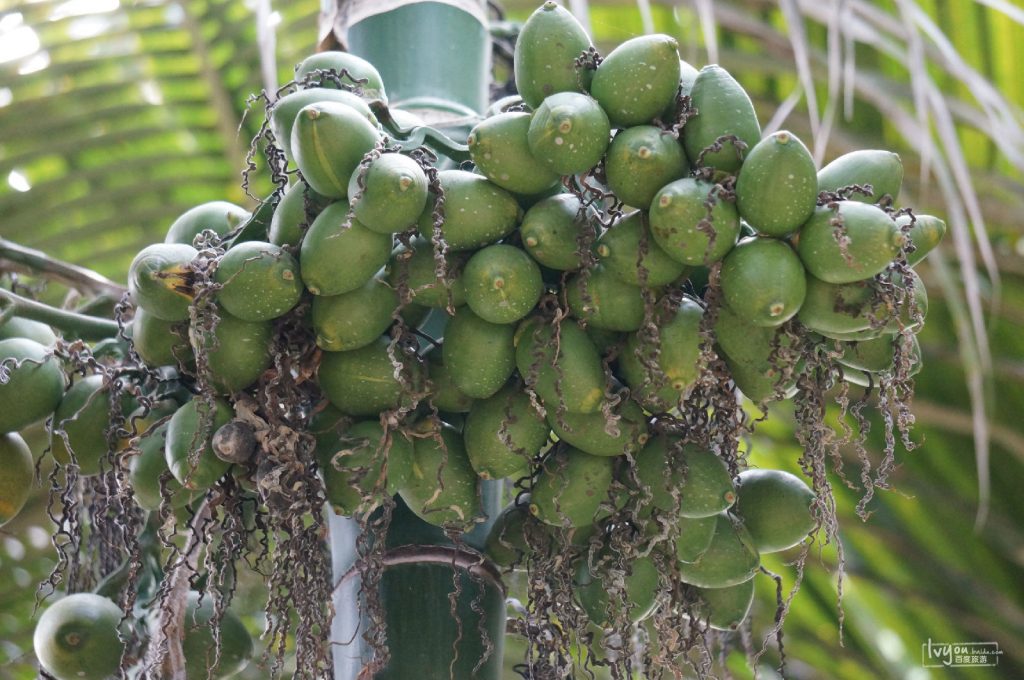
<box><xmin>0</xmin><ymin>289</ymin><xmax>119</xmax><ymax>341</ymax></box>
<box><xmin>0</xmin><ymin>237</ymin><xmax>127</xmax><ymax>298</ymax></box>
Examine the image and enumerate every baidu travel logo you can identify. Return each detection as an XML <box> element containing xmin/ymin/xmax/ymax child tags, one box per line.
<box><xmin>921</xmin><ymin>639</ymin><xmax>1002</xmax><ymax>668</ymax></box>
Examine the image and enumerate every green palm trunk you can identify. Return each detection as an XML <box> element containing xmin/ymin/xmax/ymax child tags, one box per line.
<box><xmin>324</xmin><ymin>3</ymin><xmax>505</xmax><ymax>678</ymax></box>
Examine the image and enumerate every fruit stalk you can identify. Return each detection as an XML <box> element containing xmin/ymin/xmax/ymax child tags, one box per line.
<box><xmin>0</xmin><ymin>288</ymin><xmax>118</xmax><ymax>340</ymax></box>
<box><xmin>0</xmin><ymin>237</ymin><xmax>127</xmax><ymax>298</ymax></box>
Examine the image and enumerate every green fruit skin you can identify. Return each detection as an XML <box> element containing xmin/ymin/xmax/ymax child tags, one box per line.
<box><xmin>650</xmin><ymin>178</ymin><xmax>740</xmax><ymax>265</ymax></box>
<box><xmin>661</xmin><ymin>58</ymin><xmax>700</xmax><ymax>121</ymax></box>
<box><xmin>34</xmin><ymin>593</ymin><xmax>124</xmax><ymax>680</ymax></box>
<box><xmin>318</xmin><ymin>336</ymin><xmax>424</xmax><ymax>416</ymax></box>
<box><xmin>399</xmin><ymin>426</ymin><xmax>482</xmax><ymax>529</ymax></box>
<box><xmin>721</xmin><ymin>237</ymin><xmax>807</xmax><ymax>327</ymax></box>
<box><xmin>164</xmin><ymin>201</ymin><xmax>250</xmax><ymax>246</ymax></box>
<box><xmin>605</xmin><ymin>125</ymin><xmax>688</xmax><ymax>209</ymax></box>
<box><xmin>735</xmin><ymin>131</ymin><xmax>818</xmax><ymax>237</ymax></box>
<box><xmin>464</xmin><ymin>383</ymin><xmax>549</xmax><ymax>480</ymax></box>
<box><xmin>468</xmin><ymin>112</ymin><xmax>562</xmax><ymax>195</ymax></box>
<box><xmin>837</xmin><ymin>335</ymin><xmax>897</xmax><ymax>373</ymax></box>
<box><xmin>132</xmin><ymin>308</ymin><xmax>190</xmax><ymax>369</ymax></box>
<box><xmin>269</xmin><ymin>181</ymin><xmax>332</xmax><ymax>247</ymax></box>
<box><xmin>291</xmin><ymin>101</ymin><xmax>382</xmax><ymax>199</ymax></box>
<box><xmin>527</xmin><ymin>92</ymin><xmax>611</xmax><ymax>176</ymax></box>
<box><xmin>129</xmin><ymin>421</ymin><xmax>191</xmax><ymax>512</ymax></box>
<box><xmin>797</xmin><ymin>275</ymin><xmax>885</xmax><ymax>339</ymax></box>
<box><xmin>179</xmin><ymin>591</ymin><xmax>254</xmax><ymax>680</ymax></box>
<box><xmin>590</xmin><ymin>34</ymin><xmax>682</xmax><ymax>128</ymax></box>
<box><xmin>898</xmin><ymin>213</ymin><xmax>946</xmax><ymax>266</ymax></box>
<box><xmin>676</xmin><ymin>512</ymin><xmax>760</xmax><ymax>588</ymax></box>
<box><xmin>515</xmin><ymin>318</ymin><xmax>606</xmax><ymax>414</ymax></box>
<box><xmin>301</xmin><ymin>201</ymin><xmax>393</xmax><ymax>296</ymax></box>
<box><xmin>312</xmin><ymin>277</ymin><xmax>398</xmax><ymax>352</ymax></box>
<box><xmin>586</xmin><ymin>326</ymin><xmax>624</xmax><ymax>356</ymax></box>
<box><xmin>694</xmin><ymin>578</ymin><xmax>756</xmax><ymax>631</ymax></box>
<box><xmin>529</xmin><ymin>446</ymin><xmax>614</xmax><ymax>527</ymax></box>
<box><xmin>634</xmin><ymin>436</ymin><xmax>736</xmax><ymax>518</ymax></box>
<box><xmin>387</xmin><ymin>238</ymin><xmax>468</xmax><ymax>308</ymax></box>
<box><xmin>464</xmin><ymin>244</ymin><xmax>544</xmax><ymax>324</ymax></box>
<box><xmin>349</xmin><ymin>152</ymin><xmax>429</xmax><ymax>234</ymax></box>
<box><xmin>566</xmin><ymin>265</ymin><xmax>646</xmax><ymax>332</ymax></box>
<box><xmin>0</xmin><ymin>337</ymin><xmax>65</xmax><ymax>434</ymax></box>
<box><xmin>215</xmin><ymin>241</ymin><xmax>303</xmax><ymax>321</ymax></box>
<box><xmin>576</xmin><ymin>554</ymin><xmax>661</xmax><ymax>626</ymax></box>
<box><xmin>520</xmin><ymin>193</ymin><xmax>594</xmax><ymax>270</ymax></box>
<box><xmin>190</xmin><ymin>312</ymin><xmax>272</xmax><ymax>394</ymax></box>
<box><xmin>619</xmin><ymin>297</ymin><xmax>704</xmax><ymax>411</ymax></box>
<box><xmin>675</xmin><ymin>514</ymin><xmax>718</xmax><ymax>563</ymax></box>
<box><xmin>548</xmin><ymin>397</ymin><xmax>648</xmax><ymax>457</ymax></box>
<box><xmin>51</xmin><ymin>375</ymin><xmax>134</xmax><ymax>477</ymax></box>
<box><xmin>426</xmin><ymin>353</ymin><xmax>476</xmax><ymax>414</ymax></box>
<box><xmin>165</xmin><ymin>398</ymin><xmax>233</xmax><ymax>491</ymax></box>
<box><xmin>714</xmin><ymin>305</ymin><xmax>800</xmax><ymax>402</ymax></box>
<box><xmin>514</xmin><ymin>2</ymin><xmax>593</xmax><ymax>109</ymax></box>
<box><xmin>418</xmin><ymin>170</ymin><xmax>522</xmax><ymax>251</ymax></box>
<box><xmin>485</xmin><ymin>501</ymin><xmax>541</xmax><ymax>568</ymax></box>
<box><xmin>269</xmin><ymin>87</ymin><xmax>378</xmax><ymax>163</ymax></box>
<box><xmin>596</xmin><ymin>211</ymin><xmax>686</xmax><ymax>286</ymax></box>
<box><xmin>319</xmin><ymin>420</ymin><xmax>412</xmax><ymax>515</ymax></box>
<box><xmin>797</xmin><ymin>202</ymin><xmax>905</xmax><ymax>284</ymax></box>
<box><xmin>683</xmin><ymin>65</ymin><xmax>762</xmax><ymax>174</ymax></box>
<box><xmin>442</xmin><ymin>308</ymin><xmax>516</xmax><ymax>400</ymax></box>
<box><xmin>0</xmin><ymin>316</ymin><xmax>57</xmax><ymax>345</ymax></box>
<box><xmin>0</xmin><ymin>432</ymin><xmax>33</xmax><ymax>526</ymax></box>
<box><xmin>734</xmin><ymin>469</ymin><xmax>816</xmax><ymax>553</ymax></box>
<box><xmin>817</xmin><ymin>149</ymin><xmax>903</xmax><ymax>203</ymax></box>
<box><xmin>128</xmin><ymin>243</ymin><xmax>197</xmax><ymax>321</ymax></box>
<box><xmin>295</xmin><ymin>51</ymin><xmax>387</xmax><ymax>101</ymax></box>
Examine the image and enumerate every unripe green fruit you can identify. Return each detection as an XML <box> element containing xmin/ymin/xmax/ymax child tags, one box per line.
<box><xmin>312</xmin><ymin>277</ymin><xmax>398</xmax><ymax>352</ymax></box>
<box><xmin>215</xmin><ymin>241</ymin><xmax>303</xmax><ymax>321</ymax></box>
<box><xmin>295</xmin><ymin>51</ymin><xmax>387</xmax><ymax>101</ymax></box>
<box><xmin>817</xmin><ymin>149</ymin><xmax>903</xmax><ymax>204</ymax></box>
<box><xmin>735</xmin><ymin>131</ymin><xmax>818</xmax><ymax>237</ymax></box>
<box><xmin>468</xmin><ymin>112</ymin><xmax>561</xmax><ymax>195</ymax></box>
<box><xmin>442</xmin><ymin>307</ymin><xmax>516</xmax><ymax>400</ymax></box>
<box><xmin>520</xmin><ymin>193</ymin><xmax>595</xmax><ymax>271</ymax></box>
<box><xmin>0</xmin><ymin>337</ymin><xmax>65</xmax><ymax>434</ymax></box>
<box><xmin>590</xmin><ymin>34</ymin><xmax>682</xmax><ymax>128</ymax></box>
<box><xmin>605</xmin><ymin>125</ymin><xmax>688</xmax><ymax>208</ymax></box>
<box><xmin>320</xmin><ymin>420</ymin><xmax>413</xmax><ymax>516</ymax></box>
<box><xmin>399</xmin><ymin>424</ymin><xmax>482</xmax><ymax>529</ymax></box>
<box><xmin>300</xmin><ymin>201</ymin><xmax>392</xmax><ymax>296</ymax></box>
<box><xmin>515</xmin><ymin>317</ymin><xmax>606</xmax><ymax>415</ymax></box>
<box><xmin>51</xmin><ymin>375</ymin><xmax>133</xmax><ymax>477</ymax></box>
<box><xmin>897</xmin><ymin>213</ymin><xmax>946</xmax><ymax>266</ymax></box>
<box><xmin>575</xmin><ymin>553</ymin><xmax>661</xmax><ymax>626</ymax></box>
<box><xmin>683</xmin><ymin>65</ymin><xmax>761</xmax><ymax>174</ymax></box>
<box><xmin>0</xmin><ymin>432</ymin><xmax>33</xmax><ymax>526</ymax></box>
<box><xmin>596</xmin><ymin>211</ymin><xmax>686</xmax><ymax>286</ymax></box>
<box><xmin>675</xmin><ymin>514</ymin><xmax>718</xmax><ymax>563</ymax></box>
<box><xmin>164</xmin><ymin>201</ymin><xmax>250</xmax><ymax>245</ymax></box>
<box><xmin>318</xmin><ymin>336</ymin><xmax>425</xmax><ymax>416</ymax></box>
<box><xmin>733</xmin><ymin>469</ymin><xmax>817</xmax><ymax>553</ymax></box>
<box><xmin>418</xmin><ymin>170</ymin><xmax>521</xmax><ymax>250</ymax></box>
<box><xmin>190</xmin><ymin>312</ymin><xmax>272</xmax><ymax>394</ymax></box>
<box><xmin>619</xmin><ymin>297</ymin><xmax>704</xmax><ymax>411</ymax></box>
<box><xmin>649</xmin><ymin>178</ymin><xmax>740</xmax><ymax>265</ymax></box>
<box><xmin>291</xmin><ymin>101</ymin><xmax>382</xmax><ymax>199</ymax></box>
<box><xmin>529</xmin><ymin>446</ymin><xmax>615</xmax><ymax>528</ymax></box>
<box><xmin>514</xmin><ymin>2</ymin><xmax>593</xmax><ymax>109</ymax></box>
<box><xmin>128</xmin><ymin>243</ymin><xmax>196</xmax><ymax>321</ymax></box>
<box><xmin>566</xmin><ymin>265</ymin><xmax>645</xmax><ymax>332</ymax></box>
<box><xmin>464</xmin><ymin>383</ymin><xmax>549</xmax><ymax>480</ymax></box>
<box><xmin>797</xmin><ymin>202</ymin><xmax>905</xmax><ymax>284</ymax></box>
<box><xmin>527</xmin><ymin>92</ymin><xmax>611</xmax><ymax>176</ymax></box>
<box><xmin>131</xmin><ymin>308</ymin><xmax>190</xmax><ymax>369</ymax></box>
<box><xmin>676</xmin><ymin>512</ymin><xmax>760</xmax><ymax>588</ymax></box>
<box><xmin>548</xmin><ymin>397</ymin><xmax>648</xmax><ymax>458</ymax></box>
<box><xmin>34</xmin><ymin>593</ymin><xmax>124</xmax><ymax>680</ymax></box>
<box><xmin>268</xmin><ymin>181</ymin><xmax>332</xmax><ymax>247</ymax></box>
<box><xmin>634</xmin><ymin>437</ymin><xmax>736</xmax><ymax>518</ymax></box>
<box><xmin>386</xmin><ymin>237</ymin><xmax>468</xmax><ymax>308</ymax></box>
<box><xmin>720</xmin><ymin>237</ymin><xmax>807</xmax><ymax>327</ymax></box>
<box><xmin>348</xmin><ymin>152</ymin><xmax>429</xmax><ymax>234</ymax></box>
<box><xmin>692</xmin><ymin>578</ymin><xmax>756</xmax><ymax>631</ymax></box>
<box><xmin>269</xmin><ymin>87</ymin><xmax>377</xmax><ymax>163</ymax></box>
<box><xmin>463</xmin><ymin>244</ymin><xmax>543</xmax><ymax>324</ymax></box>
<box><xmin>165</xmin><ymin>397</ymin><xmax>233</xmax><ymax>491</ymax></box>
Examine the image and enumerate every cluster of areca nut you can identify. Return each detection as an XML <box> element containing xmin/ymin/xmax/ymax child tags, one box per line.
<box><xmin>0</xmin><ymin>2</ymin><xmax>946</xmax><ymax>678</ymax></box>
